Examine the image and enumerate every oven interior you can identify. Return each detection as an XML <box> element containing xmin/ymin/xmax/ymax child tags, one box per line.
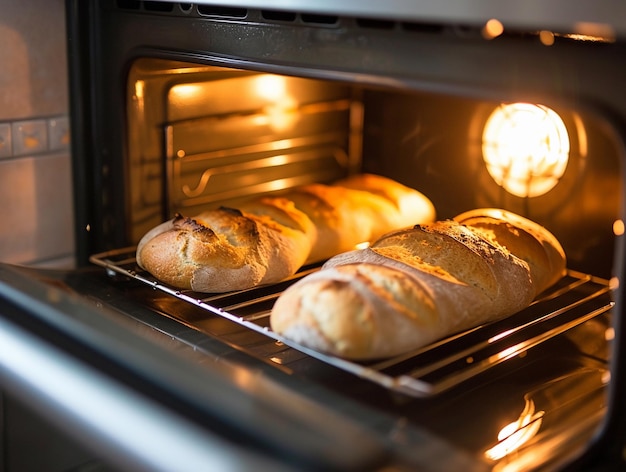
<box><xmin>124</xmin><ymin>58</ymin><xmax>620</xmax><ymax>278</ymax></box>
<box><xmin>83</xmin><ymin>52</ymin><xmax>623</xmax><ymax>468</ymax></box>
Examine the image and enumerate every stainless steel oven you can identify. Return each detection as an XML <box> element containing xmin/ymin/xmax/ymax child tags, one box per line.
<box><xmin>2</xmin><ymin>1</ymin><xmax>626</xmax><ymax>470</ymax></box>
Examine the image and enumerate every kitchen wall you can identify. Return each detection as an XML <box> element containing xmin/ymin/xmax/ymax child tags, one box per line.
<box><xmin>0</xmin><ymin>0</ymin><xmax>74</xmax><ymax>268</ymax></box>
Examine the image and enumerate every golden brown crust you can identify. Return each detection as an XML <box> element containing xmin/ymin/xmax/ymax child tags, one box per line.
<box><xmin>286</xmin><ymin>175</ymin><xmax>436</xmax><ymax>263</ymax></box>
<box><xmin>136</xmin><ymin>174</ymin><xmax>436</xmax><ymax>292</ymax></box>
<box><xmin>284</xmin><ymin>185</ymin><xmax>355</xmax><ymax>262</ymax></box>
<box><xmin>271</xmin><ymin>263</ymin><xmax>439</xmax><ymax>359</ymax></box>
<box><xmin>335</xmin><ymin>173</ymin><xmax>437</xmax><ymax>229</ymax></box>
<box><xmin>271</xmin><ymin>211</ymin><xmax>565</xmax><ymax>360</ymax></box>
<box><xmin>136</xmin><ymin>207</ymin><xmax>312</xmax><ymax>292</ymax></box>
<box><xmin>454</xmin><ymin>208</ymin><xmax>566</xmax><ymax>295</ymax></box>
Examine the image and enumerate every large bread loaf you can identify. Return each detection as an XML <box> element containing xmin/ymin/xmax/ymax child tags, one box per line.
<box><xmin>136</xmin><ymin>174</ymin><xmax>435</xmax><ymax>292</ymax></box>
<box><xmin>270</xmin><ymin>210</ymin><xmax>566</xmax><ymax>360</ymax></box>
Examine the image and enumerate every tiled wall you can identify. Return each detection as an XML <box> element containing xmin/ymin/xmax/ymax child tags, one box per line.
<box><xmin>0</xmin><ymin>0</ymin><xmax>74</xmax><ymax>267</ymax></box>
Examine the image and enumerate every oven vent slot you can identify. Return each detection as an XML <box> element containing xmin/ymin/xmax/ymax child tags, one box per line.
<box><xmin>197</xmin><ymin>5</ymin><xmax>247</xmax><ymax>18</ymax></box>
<box><xmin>111</xmin><ymin>1</ymin><xmax>450</xmax><ymax>35</ymax></box>
<box><xmin>301</xmin><ymin>14</ymin><xmax>339</xmax><ymax>25</ymax></box>
<box><xmin>261</xmin><ymin>10</ymin><xmax>297</xmax><ymax>23</ymax></box>
<box><xmin>110</xmin><ymin>3</ymin><xmax>572</xmax><ymax>45</ymax></box>
<box><xmin>91</xmin><ymin>248</ymin><xmax>614</xmax><ymax>398</ymax></box>
<box><xmin>356</xmin><ymin>18</ymin><xmax>395</xmax><ymax>30</ymax></box>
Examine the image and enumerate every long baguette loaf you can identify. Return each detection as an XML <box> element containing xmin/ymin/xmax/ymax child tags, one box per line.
<box><xmin>270</xmin><ymin>210</ymin><xmax>566</xmax><ymax>360</ymax></box>
<box><xmin>136</xmin><ymin>174</ymin><xmax>435</xmax><ymax>292</ymax></box>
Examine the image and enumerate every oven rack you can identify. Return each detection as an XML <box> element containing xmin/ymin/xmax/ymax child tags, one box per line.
<box><xmin>90</xmin><ymin>247</ymin><xmax>614</xmax><ymax>398</ymax></box>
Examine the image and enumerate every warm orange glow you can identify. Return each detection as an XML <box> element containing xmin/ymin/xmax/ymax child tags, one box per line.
<box><xmin>485</xmin><ymin>399</ymin><xmax>544</xmax><ymax>461</ymax></box>
<box><xmin>134</xmin><ymin>80</ymin><xmax>145</xmax><ymax>99</ymax></box>
<box><xmin>253</xmin><ymin>74</ymin><xmax>298</xmax><ymax>131</ymax></box>
<box><xmin>482</xmin><ymin>103</ymin><xmax>570</xmax><ymax>198</ymax></box>
<box><xmin>613</xmin><ymin>220</ymin><xmax>625</xmax><ymax>236</ymax></box>
<box><xmin>170</xmin><ymin>83</ymin><xmax>203</xmax><ymax>100</ymax></box>
<box><xmin>264</xmin><ymin>100</ymin><xmax>298</xmax><ymax>131</ymax></box>
<box><xmin>570</xmin><ymin>22</ymin><xmax>616</xmax><ymax>42</ymax></box>
<box><xmin>539</xmin><ymin>30</ymin><xmax>555</xmax><ymax>46</ymax></box>
<box><xmin>605</xmin><ymin>327</ymin><xmax>615</xmax><ymax>341</ymax></box>
<box><xmin>483</xmin><ymin>19</ymin><xmax>504</xmax><ymax>39</ymax></box>
<box><xmin>254</xmin><ymin>75</ymin><xmax>287</xmax><ymax>101</ymax></box>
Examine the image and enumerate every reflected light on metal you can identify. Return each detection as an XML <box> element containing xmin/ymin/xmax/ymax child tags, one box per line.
<box><xmin>569</xmin><ymin>22</ymin><xmax>616</xmax><ymax>43</ymax></box>
<box><xmin>482</xmin><ymin>103</ymin><xmax>570</xmax><ymax>198</ymax></box>
<box><xmin>539</xmin><ymin>30</ymin><xmax>555</xmax><ymax>46</ymax></box>
<box><xmin>485</xmin><ymin>398</ymin><xmax>544</xmax><ymax>461</ymax></box>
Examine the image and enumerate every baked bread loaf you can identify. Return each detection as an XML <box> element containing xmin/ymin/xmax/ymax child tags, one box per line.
<box><xmin>285</xmin><ymin>175</ymin><xmax>435</xmax><ymax>263</ymax></box>
<box><xmin>335</xmin><ymin>173</ymin><xmax>437</xmax><ymax>233</ymax></box>
<box><xmin>136</xmin><ymin>174</ymin><xmax>435</xmax><ymax>292</ymax></box>
<box><xmin>453</xmin><ymin>208</ymin><xmax>566</xmax><ymax>295</ymax></box>
<box><xmin>270</xmin><ymin>210</ymin><xmax>566</xmax><ymax>360</ymax></box>
<box><xmin>136</xmin><ymin>203</ymin><xmax>313</xmax><ymax>292</ymax></box>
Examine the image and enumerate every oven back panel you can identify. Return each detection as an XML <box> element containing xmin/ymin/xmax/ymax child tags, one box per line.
<box><xmin>125</xmin><ymin>56</ymin><xmax>621</xmax><ymax>278</ymax></box>
<box><xmin>73</xmin><ymin>1</ymin><xmax>626</xmax><ymax>274</ymax></box>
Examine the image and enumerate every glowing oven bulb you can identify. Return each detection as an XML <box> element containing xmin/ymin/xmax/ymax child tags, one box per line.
<box><xmin>482</xmin><ymin>103</ymin><xmax>570</xmax><ymax>197</ymax></box>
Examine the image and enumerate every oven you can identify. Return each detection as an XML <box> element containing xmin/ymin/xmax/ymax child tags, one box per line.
<box><xmin>1</xmin><ymin>0</ymin><xmax>626</xmax><ymax>470</ymax></box>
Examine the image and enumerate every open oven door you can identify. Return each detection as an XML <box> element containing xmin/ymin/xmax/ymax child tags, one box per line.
<box><xmin>0</xmin><ymin>261</ymin><xmax>492</xmax><ymax>472</ymax></box>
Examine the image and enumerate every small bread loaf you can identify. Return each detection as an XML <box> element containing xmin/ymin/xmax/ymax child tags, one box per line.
<box><xmin>136</xmin><ymin>174</ymin><xmax>435</xmax><ymax>292</ymax></box>
<box><xmin>270</xmin><ymin>210</ymin><xmax>566</xmax><ymax>360</ymax></box>
<box><xmin>335</xmin><ymin>173</ymin><xmax>436</xmax><ymax>233</ymax></box>
<box><xmin>286</xmin><ymin>174</ymin><xmax>435</xmax><ymax>263</ymax></box>
<box><xmin>136</xmin><ymin>205</ymin><xmax>312</xmax><ymax>292</ymax></box>
<box><xmin>286</xmin><ymin>179</ymin><xmax>434</xmax><ymax>263</ymax></box>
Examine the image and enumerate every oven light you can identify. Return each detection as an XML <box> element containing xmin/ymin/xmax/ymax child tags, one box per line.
<box><xmin>482</xmin><ymin>103</ymin><xmax>570</xmax><ymax>198</ymax></box>
<box><xmin>485</xmin><ymin>398</ymin><xmax>544</xmax><ymax>461</ymax></box>
<box><xmin>482</xmin><ymin>19</ymin><xmax>504</xmax><ymax>40</ymax></box>
<box><xmin>170</xmin><ymin>83</ymin><xmax>202</xmax><ymax>100</ymax></box>
<box><xmin>254</xmin><ymin>75</ymin><xmax>287</xmax><ymax>101</ymax></box>
<box><xmin>539</xmin><ymin>30</ymin><xmax>556</xmax><ymax>46</ymax></box>
<box><xmin>253</xmin><ymin>75</ymin><xmax>298</xmax><ymax>131</ymax></box>
<box><xmin>134</xmin><ymin>80</ymin><xmax>145</xmax><ymax>99</ymax></box>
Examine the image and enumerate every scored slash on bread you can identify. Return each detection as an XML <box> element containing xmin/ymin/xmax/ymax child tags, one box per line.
<box><xmin>453</xmin><ymin>208</ymin><xmax>566</xmax><ymax>295</ymax></box>
<box><xmin>270</xmin><ymin>210</ymin><xmax>567</xmax><ymax>360</ymax></box>
<box><xmin>135</xmin><ymin>174</ymin><xmax>436</xmax><ymax>292</ymax></box>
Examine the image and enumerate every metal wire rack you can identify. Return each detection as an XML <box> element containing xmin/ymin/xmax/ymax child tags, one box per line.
<box><xmin>91</xmin><ymin>247</ymin><xmax>614</xmax><ymax>397</ymax></box>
